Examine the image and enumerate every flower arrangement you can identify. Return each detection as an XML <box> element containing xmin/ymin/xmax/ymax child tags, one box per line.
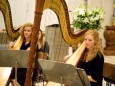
<box><xmin>72</xmin><ymin>5</ymin><xmax>105</xmax><ymax>30</ymax></box>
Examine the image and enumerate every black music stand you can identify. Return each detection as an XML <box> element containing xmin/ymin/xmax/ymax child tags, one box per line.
<box><xmin>0</xmin><ymin>50</ymin><xmax>29</xmax><ymax>80</ymax></box>
<box><xmin>38</xmin><ymin>59</ymin><xmax>91</xmax><ymax>86</ymax></box>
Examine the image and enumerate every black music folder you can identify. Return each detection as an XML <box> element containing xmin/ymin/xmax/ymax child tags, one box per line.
<box><xmin>38</xmin><ymin>59</ymin><xmax>91</xmax><ymax>86</ymax></box>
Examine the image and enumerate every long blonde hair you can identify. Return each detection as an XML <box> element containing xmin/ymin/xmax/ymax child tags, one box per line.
<box><xmin>84</xmin><ymin>30</ymin><xmax>103</xmax><ymax>61</ymax></box>
<box><xmin>19</xmin><ymin>23</ymin><xmax>33</xmax><ymax>39</ymax></box>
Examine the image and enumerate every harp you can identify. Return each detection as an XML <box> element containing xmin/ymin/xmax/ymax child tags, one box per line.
<box><xmin>0</xmin><ymin>0</ymin><xmax>20</xmax><ymax>39</ymax></box>
<box><xmin>25</xmin><ymin>0</ymin><xmax>87</xmax><ymax>86</ymax></box>
<box><xmin>0</xmin><ymin>0</ymin><xmax>87</xmax><ymax>85</ymax></box>
<box><xmin>0</xmin><ymin>0</ymin><xmax>21</xmax><ymax>85</ymax></box>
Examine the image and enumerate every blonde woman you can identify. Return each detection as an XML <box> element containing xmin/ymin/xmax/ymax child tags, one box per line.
<box><xmin>80</xmin><ymin>30</ymin><xmax>104</xmax><ymax>86</ymax></box>
<box><xmin>9</xmin><ymin>23</ymin><xmax>33</xmax><ymax>86</ymax></box>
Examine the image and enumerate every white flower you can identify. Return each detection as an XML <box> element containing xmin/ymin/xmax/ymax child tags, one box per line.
<box><xmin>84</xmin><ymin>18</ymin><xmax>89</xmax><ymax>23</ymax></box>
<box><xmin>72</xmin><ymin>5</ymin><xmax>105</xmax><ymax>30</ymax></box>
<box><xmin>79</xmin><ymin>8</ymin><xmax>85</xmax><ymax>15</ymax></box>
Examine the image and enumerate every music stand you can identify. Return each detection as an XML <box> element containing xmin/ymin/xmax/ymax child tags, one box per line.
<box><xmin>38</xmin><ymin>59</ymin><xmax>91</xmax><ymax>86</ymax></box>
<box><xmin>0</xmin><ymin>50</ymin><xmax>29</xmax><ymax>68</ymax></box>
<box><xmin>0</xmin><ymin>50</ymin><xmax>29</xmax><ymax>80</ymax></box>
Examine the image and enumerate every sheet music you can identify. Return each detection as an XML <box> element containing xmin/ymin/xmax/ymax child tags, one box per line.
<box><xmin>104</xmin><ymin>56</ymin><xmax>115</xmax><ymax>65</ymax></box>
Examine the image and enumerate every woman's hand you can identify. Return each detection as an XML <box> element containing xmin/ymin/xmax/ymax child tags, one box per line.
<box><xmin>63</xmin><ymin>54</ymin><xmax>72</xmax><ymax>62</ymax></box>
<box><xmin>9</xmin><ymin>41</ymin><xmax>16</xmax><ymax>48</ymax></box>
<box><xmin>27</xmin><ymin>47</ymin><xmax>30</xmax><ymax>50</ymax></box>
<box><xmin>87</xmin><ymin>75</ymin><xmax>97</xmax><ymax>82</ymax></box>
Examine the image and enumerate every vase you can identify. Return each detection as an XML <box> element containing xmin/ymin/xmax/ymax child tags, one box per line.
<box><xmin>104</xmin><ymin>26</ymin><xmax>115</xmax><ymax>55</ymax></box>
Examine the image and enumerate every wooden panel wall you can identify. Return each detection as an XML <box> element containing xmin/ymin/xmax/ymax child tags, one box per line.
<box><xmin>45</xmin><ymin>24</ymin><xmax>69</xmax><ymax>62</ymax></box>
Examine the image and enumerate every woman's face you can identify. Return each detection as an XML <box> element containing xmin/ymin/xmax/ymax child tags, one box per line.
<box><xmin>23</xmin><ymin>26</ymin><xmax>32</xmax><ymax>39</ymax></box>
<box><xmin>84</xmin><ymin>34</ymin><xmax>95</xmax><ymax>50</ymax></box>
